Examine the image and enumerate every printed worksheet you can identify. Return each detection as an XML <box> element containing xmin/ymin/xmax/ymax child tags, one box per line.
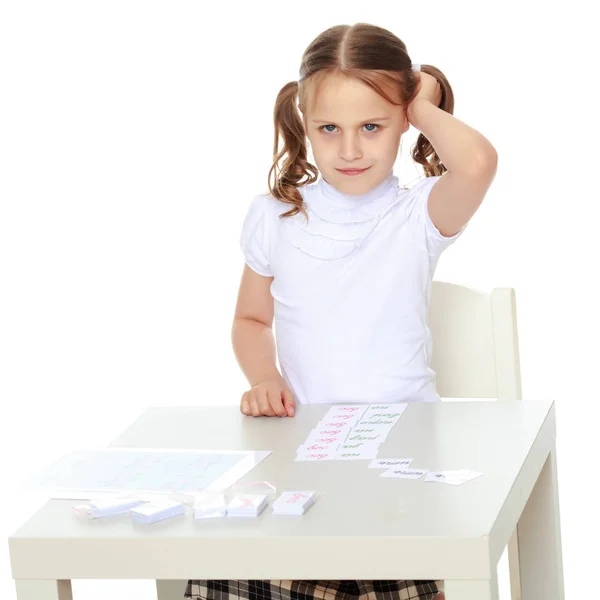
<box><xmin>25</xmin><ymin>448</ymin><xmax>272</xmax><ymax>499</ymax></box>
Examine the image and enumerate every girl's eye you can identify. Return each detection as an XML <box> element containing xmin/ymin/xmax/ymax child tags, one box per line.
<box><xmin>320</xmin><ymin>124</ymin><xmax>380</xmax><ymax>133</ymax></box>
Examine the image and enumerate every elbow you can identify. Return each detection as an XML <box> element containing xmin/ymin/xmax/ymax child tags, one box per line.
<box><xmin>478</xmin><ymin>146</ymin><xmax>498</xmax><ymax>171</ymax></box>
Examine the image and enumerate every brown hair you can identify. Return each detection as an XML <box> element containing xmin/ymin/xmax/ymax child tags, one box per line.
<box><xmin>266</xmin><ymin>22</ymin><xmax>454</xmax><ymax>221</ymax></box>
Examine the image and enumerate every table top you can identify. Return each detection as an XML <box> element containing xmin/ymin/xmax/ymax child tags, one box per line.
<box><xmin>9</xmin><ymin>399</ymin><xmax>556</xmax><ymax>580</ymax></box>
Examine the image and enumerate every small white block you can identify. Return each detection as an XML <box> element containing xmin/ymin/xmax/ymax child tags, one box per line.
<box><xmin>130</xmin><ymin>499</ymin><xmax>185</xmax><ymax>524</ymax></box>
<box><xmin>272</xmin><ymin>491</ymin><xmax>317</xmax><ymax>515</ymax></box>
<box><xmin>73</xmin><ymin>495</ymin><xmax>146</xmax><ymax>518</ymax></box>
<box><xmin>226</xmin><ymin>494</ymin><xmax>268</xmax><ymax>517</ymax></box>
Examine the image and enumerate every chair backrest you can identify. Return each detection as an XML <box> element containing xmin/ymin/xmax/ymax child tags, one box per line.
<box><xmin>428</xmin><ymin>281</ymin><xmax>523</xmax><ymax>401</ymax></box>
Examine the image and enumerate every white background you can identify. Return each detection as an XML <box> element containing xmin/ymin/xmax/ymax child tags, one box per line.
<box><xmin>1</xmin><ymin>1</ymin><xmax>597</xmax><ymax>599</ymax></box>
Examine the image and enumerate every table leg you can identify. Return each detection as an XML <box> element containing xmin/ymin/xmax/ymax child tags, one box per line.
<box><xmin>157</xmin><ymin>579</ymin><xmax>189</xmax><ymax>600</ymax></box>
<box><xmin>507</xmin><ymin>526</ymin><xmax>522</xmax><ymax>600</ymax></box>
<box><xmin>515</xmin><ymin>442</ymin><xmax>565</xmax><ymax>600</ymax></box>
<box><xmin>14</xmin><ymin>580</ymin><xmax>72</xmax><ymax>600</ymax></box>
<box><xmin>444</xmin><ymin>570</ymin><xmax>499</xmax><ymax>600</ymax></box>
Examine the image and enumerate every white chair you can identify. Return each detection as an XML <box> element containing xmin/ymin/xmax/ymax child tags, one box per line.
<box><xmin>428</xmin><ymin>280</ymin><xmax>522</xmax><ymax>401</ymax></box>
<box><xmin>428</xmin><ymin>280</ymin><xmax>523</xmax><ymax>599</ymax></box>
<box><xmin>158</xmin><ymin>281</ymin><xmax>526</xmax><ymax>600</ymax></box>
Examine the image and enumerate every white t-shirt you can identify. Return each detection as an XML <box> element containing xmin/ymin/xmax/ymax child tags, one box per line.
<box><xmin>239</xmin><ymin>170</ymin><xmax>466</xmax><ymax>404</ymax></box>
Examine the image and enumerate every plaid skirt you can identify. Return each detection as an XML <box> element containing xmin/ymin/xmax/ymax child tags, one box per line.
<box><xmin>184</xmin><ymin>579</ymin><xmax>444</xmax><ymax>600</ymax></box>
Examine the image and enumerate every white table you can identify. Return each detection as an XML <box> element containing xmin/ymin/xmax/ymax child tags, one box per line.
<box><xmin>9</xmin><ymin>399</ymin><xmax>565</xmax><ymax>600</ymax></box>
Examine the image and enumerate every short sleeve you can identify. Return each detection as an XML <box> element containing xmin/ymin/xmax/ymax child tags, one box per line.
<box><xmin>239</xmin><ymin>194</ymin><xmax>273</xmax><ymax>277</ymax></box>
<box><xmin>405</xmin><ymin>175</ymin><xmax>467</xmax><ymax>260</ymax></box>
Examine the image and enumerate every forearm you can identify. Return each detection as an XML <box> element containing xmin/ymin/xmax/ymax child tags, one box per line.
<box><xmin>231</xmin><ymin>317</ymin><xmax>283</xmax><ymax>387</ymax></box>
<box><xmin>407</xmin><ymin>99</ymin><xmax>497</xmax><ymax>173</ymax></box>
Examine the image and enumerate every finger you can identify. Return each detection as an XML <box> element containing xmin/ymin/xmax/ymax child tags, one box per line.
<box><xmin>240</xmin><ymin>395</ymin><xmax>250</xmax><ymax>416</ymax></box>
<box><xmin>257</xmin><ymin>389</ymin><xmax>276</xmax><ymax>417</ymax></box>
<box><xmin>248</xmin><ymin>394</ymin><xmax>261</xmax><ymax>417</ymax></box>
<box><xmin>268</xmin><ymin>386</ymin><xmax>288</xmax><ymax>417</ymax></box>
<box><xmin>282</xmin><ymin>390</ymin><xmax>296</xmax><ymax>417</ymax></box>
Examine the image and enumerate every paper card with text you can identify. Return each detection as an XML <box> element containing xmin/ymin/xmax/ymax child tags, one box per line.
<box><xmin>323</xmin><ymin>404</ymin><xmax>369</xmax><ymax>418</ymax></box>
<box><xmin>369</xmin><ymin>458</ymin><xmax>414</xmax><ymax>469</ymax></box>
<box><xmin>335</xmin><ymin>445</ymin><xmax>381</xmax><ymax>460</ymax></box>
<box><xmin>320</xmin><ymin>405</ymin><xmax>369</xmax><ymax>426</ymax></box>
<box><xmin>303</xmin><ymin>429</ymin><xmax>349</xmax><ymax>446</ymax></box>
<box><xmin>336</xmin><ymin>439</ymin><xmax>380</xmax><ymax>452</ymax></box>
<box><xmin>306</xmin><ymin>426</ymin><xmax>351</xmax><ymax>438</ymax></box>
<box><xmin>344</xmin><ymin>430</ymin><xmax>390</xmax><ymax>445</ymax></box>
<box><xmin>350</xmin><ymin>424</ymin><xmax>396</xmax><ymax>436</ymax></box>
<box><xmin>335</xmin><ymin>440</ymin><xmax>380</xmax><ymax>460</ymax></box>
<box><xmin>381</xmin><ymin>468</ymin><xmax>428</xmax><ymax>479</ymax></box>
<box><xmin>296</xmin><ymin>441</ymin><xmax>340</xmax><ymax>454</ymax></box>
<box><xmin>298</xmin><ymin>437</ymin><xmax>343</xmax><ymax>452</ymax></box>
<box><xmin>355</xmin><ymin>417</ymin><xmax>399</xmax><ymax>428</ymax></box>
<box><xmin>363</xmin><ymin>413</ymin><xmax>402</xmax><ymax>425</ymax></box>
<box><xmin>295</xmin><ymin>449</ymin><xmax>337</xmax><ymax>461</ymax></box>
<box><xmin>316</xmin><ymin>416</ymin><xmax>358</xmax><ymax>429</ymax></box>
<box><xmin>362</xmin><ymin>403</ymin><xmax>409</xmax><ymax>420</ymax></box>
<box><xmin>317</xmin><ymin>414</ymin><xmax>364</xmax><ymax>428</ymax></box>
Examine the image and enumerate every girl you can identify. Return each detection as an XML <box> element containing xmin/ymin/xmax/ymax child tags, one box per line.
<box><xmin>186</xmin><ymin>21</ymin><xmax>497</xmax><ymax>600</ymax></box>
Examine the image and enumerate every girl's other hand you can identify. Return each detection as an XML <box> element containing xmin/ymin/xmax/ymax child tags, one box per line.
<box><xmin>407</xmin><ymin>71</ymin><xmax>442</xmax><ymax>119</ymax></box>
<box><xmin>240</xmin><ymin>377</ymin><xmax>296</xmax><ymax>418</ymax></box>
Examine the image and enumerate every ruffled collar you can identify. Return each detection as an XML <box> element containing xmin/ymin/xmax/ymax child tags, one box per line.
<box><xmin>281</xmin><ymin>170</ymin><xmax>405</xmax><ymax>260</ymax></box>
<box><xmin>302</xmin><ymin>171</ymin><xmax>400</xmax><ymax>224</ymax></box>
<box><xmin>317</xmin><ymin>170</ymin><xmax>398</xmax><ymax>208</ymax></box>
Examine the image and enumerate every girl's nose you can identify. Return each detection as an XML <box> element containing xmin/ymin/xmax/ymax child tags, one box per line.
<box><xmin>339</xmin><ymin>136</ymin><xmax>363</xmax><ymax>161</ymax></box>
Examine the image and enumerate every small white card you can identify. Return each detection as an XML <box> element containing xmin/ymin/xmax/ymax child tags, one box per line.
<box><xmin>425</xmin><ymin>470</ymin><xmax>483</xmax><ymax>485</ymax></box>
<box><xmin>295</xmin><ymin>449</ymin><xmax>337</xmax><ymax>461</ymax></box>
<box><xmin>336</xmin><ymin>447</ymin><xmax>380</xmax><ymax>460</ymax></box>
<box><xmin>335</xmin><ymin>441</ymin><xmax>380</xmax><ymax>460</ymax></box>
<box><xmin>302</xmin><ymin>430</ymin><xmax>348</xmax><ymax>447</ymax></box>
<box><xmin>362</xmin><ymin>404</ymin><xmax>408</xmax><ymax>420</ymax></box>
<box><xmin>369</xmin><ymin>458</ymin><xmax>413</xmax><ymax>469</ymax></box>
<box><xmin>308</xmin><ymin>425</ymin><xmax>351</xmax><ymax>436</ymax></box>
<box><xmin>336</xmin><ymin>440</ymin><xmax>380</xmax><ymax>453</ymax></box>
<box><xmin>355</xmin><ymin>417</ymin><xmax>399</xmax><ymax>428</ymax></box>
<box><xmin>316</xmin><ymin>418</ymin><xmax>357</xmax><ymax>430</ymax></box>
<box><xmin>344</xmin><ymin>431</ymin><xmax>389</xmax><ymax>444</ymax></box>
<box><xmin>363</xmin><ymin>403</ymin><xmax>408</xmax><ymax>411</ymax></box>
<box><xmin>324</xmin><ymin>405</ymin><xmax>369</xmax><ymax>418</ymax></box>
<box><xmin>351</xmin><ymin>424</ymin><xmax>396</xmax><ymax>436</ymax></box>
<box><xmin>381</xmin><ymin>468</ymin><xmax>428</xmax><ymax>479</ymax></box>
<box><xmin>131</xmin><ymin>500</ymin><xmax>183</xmax><ymax>517</ymax></box>
<box><xmin>296</xmin><ymin>441</ymin><xmax>339</xmax><ymax>454</ymax></box>
<box><xmin>319</xmin><ymin>405</ymin><xmax>368</xmax><ymax>426</ymax></box>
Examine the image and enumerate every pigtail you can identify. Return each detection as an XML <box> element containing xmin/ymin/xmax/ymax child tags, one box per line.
<box><xmin>267</xmin><ymin>81</ymin><xmax>319</xmax><ymax>221</ymax></box>
<box><xmin>410</xmin><ymin>65</ymin><xmax>455</xmax><ymax>177</ymax></box>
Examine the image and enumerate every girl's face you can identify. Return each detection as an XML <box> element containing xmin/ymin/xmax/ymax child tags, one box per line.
<box><xmin>303</xmin><ymin>75</ymin><xmax>409</xmax><ymax>195</ymax></box>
